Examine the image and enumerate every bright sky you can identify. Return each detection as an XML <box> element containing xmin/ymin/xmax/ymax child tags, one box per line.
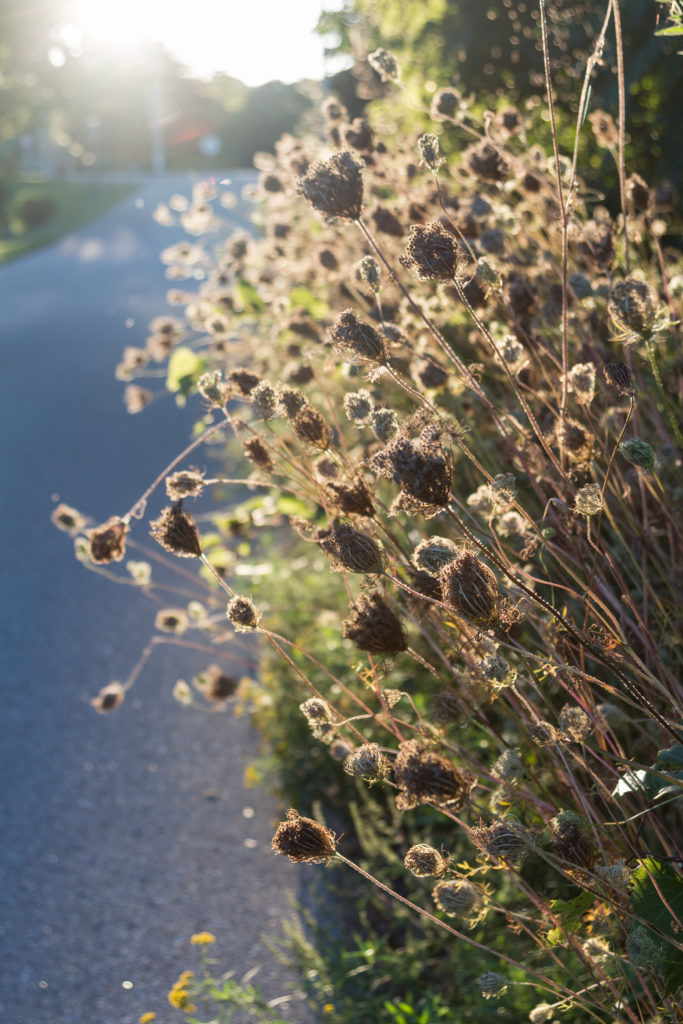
<box><xmin>66</xmin><ymin>0</ymin><xmax>345</xmax><ymax>86</ymax></box>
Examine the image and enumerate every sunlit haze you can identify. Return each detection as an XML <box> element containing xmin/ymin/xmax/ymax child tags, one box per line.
<box><xmin>66</xmin><ymin>0</ymin><xmax>345</xmax><ymax>86</ymax></box>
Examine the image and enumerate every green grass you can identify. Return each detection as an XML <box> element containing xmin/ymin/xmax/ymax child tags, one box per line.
<box><xmin>0</xmin><ymin>178</ymin><xmax>137</xmax><ymax>265</ymax></box>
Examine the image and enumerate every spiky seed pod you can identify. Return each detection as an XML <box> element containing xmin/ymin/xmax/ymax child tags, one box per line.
<box><xmin>567</xmin><ymin>362</ymin><xmax>597</xmax><ymax>405</ymax></box>
<box><xmin>417</xmin><ymin>133</ymin><xmax>443</xmax><ymax>171</ymax></box>
<box><xmin>356</xmin><ymin>255</ymin><xmax>381</xmax><ymax>293</ymax></box>
<box><xmin>344</xmin><ymin>389</ymin><xmax>374</xmax><ymax>424</ymax></box>
<box><xmin>549</xmin><ymin>811</ymin><xmax>597</xmax><ymax>873</ymax></box>
<box><xmin>574</xmin><ymin>483</ymin><xmax>603</xmax><ymax>517</ymax></box>
<box><xmin>226</xmin><ymin>595</ymin><xmax>261</xmax><ymax>632</ymax></box>
<box><xmin>465</xmin><ymin>141</ymin><xmax>508</xmax><ymax>182</ymax></box>
<box><xmin>51</xmin><ymin>503</ymin><xmax>87</xmax><ymax>534</ymax></box>
<box><xmin>432</xmin><ymin>879</ymin><xmax>481</xmax><ymax>917</ymax></box>
<box><xmin>314</xmin><ymin>456</ymin><xmax>339</xmax><ymax>480</ymax></box>
<box><xmin>242</xmin><ymin>437</ymin><xmax>273</xmax><ymax>472</ymax></box>
<box><xmin>165</xmin><ymin>470</ymin><xmax>205</xmax><ymax>501</ymax></box>
<box><xmin>439</xmin><ymin>552</ymin><xmax>498</xmax><ymax>628</ymax></box>
<box><xmin>342</xmin><ymin>592</ymin><xmax>408</xmax><ymax>654</ymax></box>
<box><xmin>296</xmin><ymin>150</ymin><xmax>364</xmax><ymax>221</ymax></box>
<box><xmin>619</xmin><ymin>438</ymin><xmax>655</xmax><ymax>472</ymax></box>
<box><xmin>91</xmin><ymin>681</ymin><xmax>125</xmax><ymax>713</ymax></box>
<box><xmin>324</xmin><ymin>522</ymin><xmax>385</xmax><ymax>574</ymax></box>
<box><xmin>292</xmin><ymin>404</ymin><xmax>333</xmax><ymax>450</ymax></box>
<box><xmin>328</xmin><ymin>309</ymin><xmax>387</xmax><ymax>364</ymax></box>
<box><xmin>150</xmin><ymin>502</ymin><xmax>202</xmax><ymax>558</ymax></box>
<box><xmin>370</xmin><ymin>425</ymin><xmax>453</xmax><ymax>518</ymax></box>
<box><xmin>558</xmin><ymin>705</ymin><xmax>592</xmax><ymax>742</ymax></box>
<box><xmin>196</xmin><ymin>665</ymin><xmax>238</xmax><ymax>702</ymax></box>
<box><xmin>300</xmin><ymin>697</ymin><xmax>332</xmax><ymax>723</ymax></box>
<box><xmin>344</xmin><ymin>742</ymin><xmax>390</xmax><ymax>781</ymax></box>
<box><xmin>479</xmin><ymin>972</ymin><xmax>508</xmax><ymax>999</ymax></box>
<box><xmin>471</xmin><ymin>819</ymin><xmax>527</xmax><ymax>860</ymax></box>
<box><xmin>412</xmin><ymin>536</ymin><xmax>458</xmax><ymax>575</ymax></box>
<box><xmin>394</xmin><ymin>739</ymin><xmax>472</xmax><ymax>811</ymax></box>
<box><xmin>400</xmin><ymin>222</ymin><xmax>461</xmax><ymax>281</ymax></box>
<box><xmin>368</xmin><ymin>47</ymin><xmax>400</xmax><ymax>82</ymax></box>
<box><xmin>493</xmin><ymin>749</ymin><xmax>526</xmax><ymax>785</ymax></box>
<box><xmin>370</xmin><ymin>408</ymin><xmax>399</xmax><ymax>442</ymax></box>
<box><xmin>89</xmin><ymin>516</ymin><xmax>129</xmax><ymax>564</ymax></box>
<box><xmin>154</xmin><ymin>608</ymin><xmax>189</xmax><ymax>634</ymax></box>
<box><xmin>603</xmin><ymin>360</ymin><xmax>634</xmax><ymax>397</ymax></box>
<box><xmin>271</xmin><ymin>809</ymin><xmax>337</xmax><ymax>864</ymax></box>
<box><xmin>404</xmin><ymin>844</ymin><xmax>448</xmax><ymax>878</ymax></box>
<box><xmin>608</xmin><ymin>278</ymin><xmax>657</xmax><ymax>336</ymax></box>
<box><xmin>325</xmin><ymin>480</ymin><xmax>375</xmax><ymax>518</ymax></box>
<box><xmin>278</xmin><ymin>385</ymin><xmax>307</xmax><ymax>419</ymax></box>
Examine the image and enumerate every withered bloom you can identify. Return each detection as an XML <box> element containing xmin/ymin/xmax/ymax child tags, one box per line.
<box><xmin>471</xmin><ymin>820</ymin><xmax>527</xmax><ymax>861</ymax></box>
<box><xmin>464</xmin><ymin>142</ymin><xmax>508</xmax><ymax>182</ymax></box>
<box><xmin>323</xmin><ymin>522</ymin><xmax>384</xmax><ymax>574</ymax></box>
<box><xmin>439</xmin><ymin>551</ymin><xmax>499</xmax><ymax>628</ymax></box>
<box><xmin>150</xmin><ymin>502</ymin><xmax>202</xmax><ymax>558</ymax></box>
<box><xmin>609</xmin><ymin>278</ymin><xmax>657</xmax><ymax>336</ymax></box>
<box><xmin>271</xmin><ymin>808</ymin><xmax>337</xmax><ymax>863</ymax></box>
<box><xmin>196</xmin><ymin>664</ymin><xmax>238</xmax><ymax>702</ymax></box>
<box><xmin>549</xmin><ymin>811</ymin><xmax>597</xmax><ymax>874</ymax></box>
<box><xmin>603</xmin><ymin>361</ymin><xmax>634</xmax><ymax>398</ymax></box>
<box><xmin>328</xmin><ymin>308</ymin><xmax>387</xmax><ymax>364</ymax></box>
<box><xmin>370</xmin><ymin>418</ymin><xmax>453</xmax><ymax>518</ymax></box>
<box><xmin>51</xmin><ymin>503</ymin><xmax>87</xmax><ymax>534</ymax></box>
<box><xmin>400</xmin><ymin>222</ymin><xmax>460</xmax><ymax>281</ymax></box>
<box><xmin>324</xmin><ymin>479</ymin><xmax>375</xmax><ymax>518</ymax></box>
<box><xmin>296</xmin><ymin>150</ymin><xmax>364</xmax><ymax>222</ymax></box>
<box><xmin>433</xmin><ymin>879</ymin><xmax>481</xmax><ymax>917</ymax></box>
<box><xmin>243</xmin><ymin>437</ymin><xmax>273</xmax><ymax>472</ymax></box>
<box><xmin>226</xmin><ymin>595</ymin><xmax>261</xmax><ymax>632</ymax></box>
<box><xmin>430</xmin><ymin>87</ymin><xmax>461</xmax><ymax>122</ymax></box>
<box><xmin>342</xmin><ymin>591</ymin><xmax>408</xmax><ymax>654</ymax></box>
<box><xmin>123</xmin><ymin>385</ymin><xmax>151</xmax><ymax>414</ymax></box>
<box><xmin>227</xmin><ymin>369</ymin><xmax>261</xmax><ymax>396</ymax></box>
<box><xmin>91</xmin><ymin>681</ymin><xmax>125</xmax><ymax>714</ymax></box>
<box><xmin>625</xmin><ymin>173</ymin><xmax>650</xmax><ymax>213</ymax></box>
<box><xmin>292</xmin><ymin>404</ymin><xmax>333</xmax><ymax>450</ymax></box>
<box><xmin>404</xmin><ymin>844</ymin><xmax>448</xmax><ymax>878</ymax></box>
<box><xmin>579</xmin><ymin>219</ymin><xmax>613</xmax><ymax>268</ymax></box>
<box><xmin>165</xmin><ymin>470</ymin><xmax>205</xmax><ymax>501</ymax></box>
<box><xmin>394</xmin><ymin>739</ymin><xmax>473</xmax><ymax>810</ymax></box>
<box><xmin>278</xmin><ymin>385</ymin><xmax>307</xmax><ymax>419</ymax></box>
<box><xmin>344</xmin><ymin>742</ymin><xmax>391</xmax><ymax>781</ymax></box>
<box><xmin>89</xmin><ymin>516</ymin><xmax>129</xmax><ymax>564</ymax></box>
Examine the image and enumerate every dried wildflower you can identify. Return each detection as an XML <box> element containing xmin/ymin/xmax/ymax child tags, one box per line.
<box><xmin>243</xmin><ymin>437</ymin><xmax>273</xmax><ymax>472</ymax></box>
<box><xmin>123</xmin><ymin>385</ymin><xmax>152</xmax><ymax>414</ymax></box>
<box><xmin>603</xmin><ymin>360</ymin><xmax>634</xmax><ymax>397</ymax></box>
<box><xmin>596</xmin><ymin>860</ymin><xmax>631</xmax><ymax>891</ymax></box>
<box><xmin>558</xmin><ymin>704</ymin><xmax>592</xmax><ymax>742</ymax></box>
<box><xmin>567</xmin><ymin>363</ymin><xmax>597</xmax><ymax>405</ymax></box>
<box><xmin>408</xmin><ymin>569</ymin><xmax>443</xmax><ymax>603</ymax></box>
<box><xmin>626</xmin><ymin>173</ymin><xmax>650</xmax><ymax>213</ymax></box>
<box><xmin>226</xmin><ymin>595</ymin><xmax>261</xmax><ymax>632</ymax></box>
<box><xmin>579</xmin><ymin>219</ymin><xmax>613</xmax><ymax>267</ymax></box>
<box><xmin>430</xmin><ymin>689</ymin><xmax>462</xmax><ymax>726</ymax></box>
<box><xmin>609</xmin><ymin>278</ymin><xmax>657</xmax><ymax>336</ymax></box>
<box><xmin>325</xmin><ymin>479</ymin><xmax>375</xmax><ymax>518</ymax></box>
<box><xmin>251</xmin><ymin>380</ymin><xmax>278</xmax><ymax>419</ymax></box>
<box><xmin>165</xmin><ymin>470</ymin><xmax>205</xmax><ymax>501</ymax></box>
<box><xmin>195</xmin><ymin>664</ymin><xmax>238</xmax><ymax>702</ymax></box>
<box><xmin>150</xmin><ymin>503</ymin><xmax>201</xmax><ymax>558</ymax></box>
<box><xmin>497</xmin><ymin>334</ymin><xmax>528</xmax><ymax>375</ymax></box>
<box><xmin>356</xmin><ymin>255</ymin><xmax>381</xmax><ymax>292</ymax></box>
<box><xmin>292</xmin><ymin>404</ymin><xmax>333</xmax><ymax>450</ymax></box>
<box><xmin>370</xmin><ymin>408</ymin><xmax>399</xmax><ymax>442</ymax></box>
<box><xmin>549</xmin><ymin>811</ymin><xmax>597</xmax><ymax>872</ymax></box>
<box><xmin>588</xmin><ymin>109</ymin><xmax>618</xmax><ymax>148</ymax></box>
<box><xmin>506</xmin><ymin>271</ymin><xmax>535</xmax><ymax>316</ymax></box>
<box><xmin>400</xmin><ymin>222</ymin><xmax>460</xmax><ymax>281</ymax></box>
<box><xmin>322</xmin><ymin>96</ymin><xmax>347</xmax><ymax>123</ymax></box>
<box><xmin>126</xmin><ymin>560</ymin><xmax>151</xmax><ymax>586</ymax></box>
<box><xmin>296</xmin><ymin>151</ymin><xmax>364</xmax><ymax>222</ymax></box>
<box><xmin>155</xmin><ymin>608</ymin><xmax>189</xmax><ymax>635</ymax></box>
<box><xmin>430</xmin><ymin>87</ymin><xmax>461</xmax><ymax>122</ymax></box>
<box><xmin>301</xmin><ymin>698</ymin><xmax>335</xmax><ymax>743</ymax></box>
<box><xmin>368</xmin><ymin>47</ymin><xmax>400</xmax><ymax>83</ymax></box>
<box><xmin>394</xmin><ymin>739</ymin><xmax>472</xmax><ymax>810</ymax></box>
<box><xmin>530</xmin><ymin>720</ymin><xmax>559</xmax><ymax>746</ymax></box>
<box><xmin>404</xmin><ymin>844</ymin><xmax>448</xmax><ymax>878</ymax></box>
<box><xmin>479</xmin><ymin>972</ymin><xmax>509</xmax><ymax>999</ymax></box>
<box><xmin>412</xmin><ymin>536</ymin><xmax>458</xmax><ymax>575</ymax></box>
<box><xmin>475</xmin><ymin>257</ymin><xmax>501</xmax><ymax>290</ymax></box>
<box><xmin>344</xmin><ymin>389</ymin><xmax>374</xmax><ymax>424</ymax></box>
<box><xmin>574</xmin><ymin>483</ymin><xmax>603</xmax><ymax>517</ymax></box>
<box><xmin>51</xmin><ymin>503</ymin><xmax>87</xmax><ymax>534</ymax></box>
<box><xmin>314</xmin><ymin>456</ymin><xmax>339</xmax><ymax>480</ymax></box>
<box><xmin>529</xmin><ymin>1003</ymin><xmax>555</xmax><ymax>1024</ymax></box>
<box><xmin>472</xmin><ymin>819</ymin><xmax>527</xmax><ymax>860</ymax></box>
<box><xmin>323</xmin><ymin>522</ymin><xmax>384</xmax><ymax>574</ymax></box>
<box><xmin>465</xmin><ymin>142</ymin><xmax>508</xmax><ymax>182</ymax></box>
<box><xmin>278</xmin><ymin>385</ymin><xmax>307</xmax><ymax>419</ymax></box>
<box><xmin>342</xmin><ymin>591</ymin><xmax>407</xmax><ymax>654</ymax></box>
<box><xmin>480</xmin><ymin>652</ymin><xmax>517</xmax><ymax>689</ymax></box>
<box><xmin>371</xmin><ymin>205</ymin><xmax>403</xmax><ymax>236</ymax></box>
<box><xmin>417</xmin><ymin>133</ymin><xmax>444</xmax><ymax>171</ymax></box>
<box><xmin>197</xmin><ymin>370</ymin><xmax>227</xmax><ymax>405</ymax></box>
<box><xmin>432</xmin><ymin>878</ymin><xmax>481</xmax><ymax>917</ymax></box>
<box><xmin>619</xmin><ymin>438</ymin><xmax>655</xmax><ymax>472</ymax></box>
<box><xmin>440</xmin><ymin>551</ymin><xmax>498</xmax><ymax>628</ymax></box>
<box><xmin>329</xmin><ymin>739</ymin><xmax>354</xmax><ymax>762</ymax></box>
<box><xmin>370</xmin><ymin>418</ymin><xmax>453</xmax><ymax>518</ymax></box>
<box><xmin>227</xmin><ymin>368</ymin><xmax>261</xmax><ymax>396</ymax></box>
<box><xmin>271</xmin><ymin>808</ymin><xmax>337</xmax><ymax>863</ymax></box>
<box><xmin>89</xmin><ymin>517</ymin><xmax>128</xmax><ymax>564</ymax></box>
<box><xmin>91</xmin><ymin>681</ymin><xmax>125</xmax><ymax>713</ymax></box>
<box><xmin>493</xmin><ymin>749</ymin><xmax>526</xmax><ymax>785</ymax></box>
<box><xmin>328</xmin><ymin>309</ymin><xmax>387</xmax><ymax>365</ymax></box>
<box><xmin>344</xmin><ymin>742</ymin><xmax>390</xmax><ymax>781</ymax></box>
<box><xmin>343</xmin><ymin>117</ymin><xmax>373</xmax><ymax>152</ymax></box>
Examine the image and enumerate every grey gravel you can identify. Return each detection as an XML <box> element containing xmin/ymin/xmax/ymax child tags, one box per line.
<box><xmin>0</xmin><ymin>173</ymin><xmax>316</xmax><ymax>1024</ymax></box>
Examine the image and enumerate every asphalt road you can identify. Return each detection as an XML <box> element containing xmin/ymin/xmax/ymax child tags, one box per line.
<box><xmin>0</xmin><ymin>173</ymin><xmax>313</xmax><ymax>1023</ymax></box>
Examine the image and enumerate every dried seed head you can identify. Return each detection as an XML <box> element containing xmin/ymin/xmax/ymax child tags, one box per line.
<box><xmin>430</xmin><ymin>87</ymin><xmax>461</xmax><ymax>122</ymax></box>
<box><xmin>430</xmin><ymin>688</ymin><xmax>463</xmax><ymax>726</ymax></box>
<box><xmin>412</xmin><ymin>536</ymin><xmax>458</xmax><ymax>575</ymax></box>
<box><xmin>549</xmin><ymin>811</ymin><xmax>597</xmax><ymax>872</ymax></box>
<box><xmin>471</xmin><ymin>819</ymin><xmax>527</xmax><ymax>860</ymax></box>
<box><xmin>301</xmin><ymin>698</ymin><xmax>336</xmax><ymax>743</ymax></box>
<box><xmin>123</xmin><ymin>384</ymin><xmax>152</xmax><ymax>414</ymax></box>
<box><xmin>608</xmin><ymin>278</ymin><xmax>657</xmax><ymax>336</ymax></box>
<box><xmin>325</xmin><ymin>479</ymin><xmax>375</xmax><ymax>518</ymax></box>
<box><xmin>574</xmin><ymin>483</ymin><xmax>603</xmax><ymax>517</ymax></box>
<box><xmin>292</xmin><ymin>404</ymin><xmax>333</xmax><ymax>450</ymax></box>
<box><xmin>342</xmin><ymin>591</ymin><xmax>408</xmax><ymax>654</ymax></box>
<box><xmin>126</xmin><ymin>560</ymin><xmax>152</xmax><ymax>587</ymax></box>
<box><xmin>344</xmin><ymin>389</ymin><xmax>374</xmax><ymax>424</ymax></box>
<box><xmin>242</xmin><ymin>437</ymin><xmax>273</xmax><ymax>472</ymax></box>
<box><xmin>439</xmin><ymin>551</ymin><xmax>498</xmax><ymax>627</ymax></box>
<box><xmin>195</xmin><ymin>664</ymin><xmax>238</xmax><ymax>702</ymax></box>
<box><xmin>150</xmin><ymin>502</ymin><xmax>202</xmax><ymax>558</ymax></box>
<box><xmin>567</xmin><ymin>363</ymin><xmax>597</xmax><ymax>405</ymax></box>
<box><xmin>558</xmin><ymin>704</ymin><xmax>592</xmax><ymax>742</ymax></box>
<box><xmin>271</xmin><ymin>808</ymin><xmax>337</xmax><ymax>863</ymax></box>
<box><xmin>324</xmin><ymin>522</ymin><xmax>385</xmax><ymax>574</ymax></box>
<box><xmin>619</xmin><ymin>438</ymin><xmax>655</xmax><ymax>472</ymax></box>
<box><xmin>370</xmin><ymin>421</ymin><xmax>453</xmax><ymax>518</ymax></box>
<box><xmin>479</xmin><ymin>652</ymin><xmax>517</xmax><ymax>689</ymax></box>
<box><xmin>89</xmin><ymin>517</ymin><xmax>129</xmax><ymax>564</ymax></box>
<box><xmin>344</xmin><ymin>742</ymin><xmax>391</xmax><ymax>781</ymax></box>
<box><xmin>296</xmin><ymin>150</ymin><xmax>364</xmax><ymax>221</ymax></box>
<box><xmin>479</xmin><ymin>972</ymin><xmax>508</xmax><ymax>999</ymax></box>
<box><xmin>370</xmin><ymin>408</ymin><xmax>399</xmax><ymax>442</ymax></box>
<box><xmin>603</xmin><ymin>360</ymin><xmax>634</xmax><ymax>397</ymax></box>
<box><xmin>329</xmin><ymin>739</ymin><xmax>354</xmax><ymax>762</ymax></box>
<box><xmin>400</xmin><ymin>222</ymin><xmax>460</xmax><ymax>281</ymax></box>
<box><xmin>394</xmin><ymin>739</ymin><xmax>472</xmax><ymax>810</ymax></box>
<box><xmin>356</xmin><ymin>255</ymin><xmax>381</xmax><ymax>293</ymax></box>
<box><xmin>251</xmin><ymin>380</ymin><xmax>278</xmax><ymax>419</ymax></box>
<box><xmin>91</xmin><ymin>681</ymin><xmax>125</xmax><ymax>714</ymax></box>
<box><xmin>165</xmin><ymin>470</ymin><xmax>205</xmax><ymax>501</ymax></box>
<box><xmin>465</xmin><ymin>141</ymin><xmax>508</xmax><ymax>182</ymax></box>
<box><xmin>322</xmin><ymin>96</ymin><xmax>347</xmax><ymax>122</ymax></box>
<box><xmin>155</xmin><ymin>608</ymin><xmax>189</xmax><ymax>634</ymax></box>
<box><xmin>51</xmin><ymin>503</ymin><xmax>87</xmax><ymax>534</ymax></box>
<box><xmin>227</xmin><ymin>368</ymin><xmax>261</xmax><ymax>396</ymax></box>
<box><xmin>344</xmin><ymin>117</ymin><xmax>374</xmax><ymax>152</ymax></box>
<box><xmin>368</xmin><ymin>47</ymin><xmax>400</xmax><ymax>82</ymax></box>
<box><xmin>226</xmin><ymin>595</ymin><xmax>261</xmax><ymax>632</ymax></box>
<box><xmin>529</xmin><ymin>1004</ymin><xmax>556</xmax><ymax>1024</ymax></box>
<box><xmin>278</xmin><ymin>385</ymin><xmax>307</xmax><ymax>419</ymax></box>
<box><xmin>432</xmin><ymin>878</ymin><xmax>481</xmax><ymax>917</ymax></box>
<box><xmin>197</xmin><ymin>370</ymin><xmax>227</xmax><ymax>405</ymax></box>
<box><xmin>579</xmin><ymin>219</ymin><xmax>613</xmax><ymax>268</ymax></box>
<box><xmin>625</xmin><ymin>173</ymin><xmax>651</xmax><ymax>213</ymax></box>
<box><xmin>408</xmin><ymin>569</ymin><xmax>443</xmax><ymax>603</ymax></box>
<box><xmin>588</xmin><ymin>109</ymin><xmax>618</xmax><ymax>148</ymax></box>
<box><xmin>493</xmin><ymin>749</ymin><xmax>526</xmax><ymax>785</ymax></box>
<box><xmin>475</xmin><ymin>257</ymin><xmax>502</xmax><ymax>290</ymax></box>
<box><xmin>417</xmin><ymin>133</ymin><xmax>444</xmax><ymax>171</ymax></box>
<box><xmin>404</xmin><ymin>844</ymin><xmax>448</xmax><ymax>878</ymax></box>
<box><xmin>530</xmin><ymin>720</ymin><xmax>559</xmax><ymax>746</ymax></box>
<box><xmin>328</xmin><ymin>309</ymin><xmax>387</xmax><ymax>364</ymax></box>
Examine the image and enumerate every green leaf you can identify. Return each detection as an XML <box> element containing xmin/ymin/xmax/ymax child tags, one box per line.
<box><xmin>546</xmin><ymin>892</ymin><xmax>596</xmax><ymax>944</ymax></box>
<box><xmin>166</xmin><ymin>346</ymin><xmax>207</xmax><ymax>397</ymax></box>
<box><xmin>655</xmin><ymin>24</ymin><xmax>683</xmax><ymax>35</ymax></box>
<box><xmin>630</xmin><ymin>858</ymin><xmax>683</xmax><ymax>994</ymax></box>
<box><xmin>234</xmin><ymin>278</ymin><xmax>265</xmax><ymax>313</ymax></box>
<box><xmin>288</xmin><ymin>285</ymin><xmax>329</xmax><ymax>319</ymax></box>
<box><xmin>275</xmin><ymin>495</ymin><xmax>312</xmax><ymax>517</ymax></box>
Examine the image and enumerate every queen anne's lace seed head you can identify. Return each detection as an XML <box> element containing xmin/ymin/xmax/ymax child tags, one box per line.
<box><xmin>296</xmin><ymin>151</ymin><xmax>364</xmax><ymax>222</ymax></box>
<box><xmin>272</xmin><ymin>809</ymin><xmax>337</xmax><ymax>863</ymax></box>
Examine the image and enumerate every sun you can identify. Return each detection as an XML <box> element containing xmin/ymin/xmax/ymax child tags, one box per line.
<box><xmin>68</xmin><ymin>0</ymin><xmax>166</xmax><ymax>49</ymax></box>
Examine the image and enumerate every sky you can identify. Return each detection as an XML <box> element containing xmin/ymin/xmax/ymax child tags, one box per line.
<box><xmin>67</xmin><ymin>0</ymin><xmax>347</xmax><ymax>86</ymax></box>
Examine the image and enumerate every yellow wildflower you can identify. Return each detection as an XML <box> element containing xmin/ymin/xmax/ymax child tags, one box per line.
<box><xmin>139</xmin><ymin>1015</ymin><xmax>157</xmax><ymax>1024</ymax></box>
<box><xmin>190</xmin><ymin>931</ymin><xmax>216</xmax><ymax>945</ymax></box>
<box><xmin>168</xmin><ymin>970</ymin><xmax>195</xmax><ymax>1010</ymax></box>
<box><xmin>323</xmin><ymin>1004</ymin><xmax>335</xmax><ymax>1013</ymax></box>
